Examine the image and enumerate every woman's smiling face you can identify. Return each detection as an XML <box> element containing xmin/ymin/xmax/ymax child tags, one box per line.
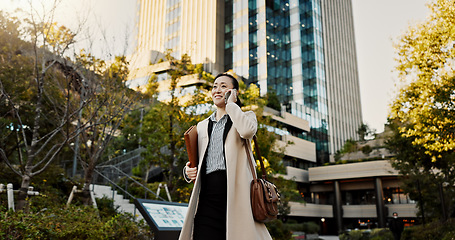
<box><xmin>212</xmin><ymin>75</ymin><xmax>234</xmax><ymax>107</ymax></box>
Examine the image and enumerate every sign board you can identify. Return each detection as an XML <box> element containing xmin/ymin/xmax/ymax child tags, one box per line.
<box><xmin>134</xmin><ymin>199</ymin><xmax>188</xmax><ymax>239</ymax></box>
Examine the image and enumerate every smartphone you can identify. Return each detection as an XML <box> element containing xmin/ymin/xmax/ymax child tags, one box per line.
<box><xmin>224</xmin><ymin>91</ymin><xmax>231</xmax><ymax>104</ymax></box>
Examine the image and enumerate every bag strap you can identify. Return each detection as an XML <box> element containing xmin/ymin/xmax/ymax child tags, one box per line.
<box><xmin>244</xmin><ymin>140</ymin><xmax>257</xmax><ymax>181</ymax></box>
<box><xmin>244</xmin><ymin>135</ymin><xmax>268</xmax><ymax>181</ymax></box>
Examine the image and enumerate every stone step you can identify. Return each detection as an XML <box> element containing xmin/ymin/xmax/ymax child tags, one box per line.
<box><xmin>91</xmin><ymin>184</ymin><xmax>143</xmax><ymax>221</ymax></box>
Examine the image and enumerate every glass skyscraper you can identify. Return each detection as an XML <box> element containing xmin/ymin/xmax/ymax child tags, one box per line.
<box><xmin>134</xmin><ymin>0</ymin><xmax>362</xmax><ymax>165</ymax></box>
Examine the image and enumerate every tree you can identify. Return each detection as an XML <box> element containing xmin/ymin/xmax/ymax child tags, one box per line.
<box><xmin>140</xmin><ymin>52</ymin><xmax>210</xmax><ymax>199</ymax></box>
<box><xmin>335</xmin><ymin>139</ymin><xmax>358</xmax><ymax>161</ymax></box>
<box><xmin>0</xmin><ymin>10</ymin><xmax>86</xmax><ymax>210</ymax></box>
<box><xmin>73</xmin><ymin>52</ymin><xmax>139</xmax><ymax>205</ymax></box>
<box><xmin>357</xmin><ymin>123</ymin><xmax>376</xmax><ymax>141</ymax></box>
<box><xmin>388</xmin><ymin>0</ymin><xmax>455</xmax><ymax>221</ymax></box>
<box><xmin>0</xmin><ymin>4</ymin><xmax>137</xmax><ymax>209</ymax></box>
<box><xmin>386</xmin><ymin>120</ymin><xmax>453</xmax><ymax>222</ymax></box>
<box><xmin>265</xmin><ymin>89</ymin><xmax>281</xmax><ymax>111</ymax></box>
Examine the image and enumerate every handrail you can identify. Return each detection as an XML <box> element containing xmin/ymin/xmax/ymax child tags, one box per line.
<box><xmin>94</xmin><ymin>169</ymin><xmax>136</xmax><ymax>200</ymax></box>
<box><xmin>98</xmin><ymin>148</ymin><xmax>145</xmax><ymax>167</ymax></box>
<box><xmin>96</xmin><ymin>165</ymin><xmax>167</xmax><ymax>201</ymax></box>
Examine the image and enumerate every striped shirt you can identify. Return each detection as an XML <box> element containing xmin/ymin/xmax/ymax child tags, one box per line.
<box><xmin>205</xmin><ymin>112</ymin><xmax>228</xmax><ymax>174</ymax></box>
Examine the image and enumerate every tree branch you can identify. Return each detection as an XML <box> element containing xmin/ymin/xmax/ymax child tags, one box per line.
<box><xmin>0</xmin><ymin>148</ymin><xmax>23</xmax><ymax>177</ymax></box>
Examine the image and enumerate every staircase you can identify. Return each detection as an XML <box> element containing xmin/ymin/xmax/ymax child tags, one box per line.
<box><xmin>90</xmin><ymin>148</ymin><xmax>166</xmax><ymax>222</ymax></box>
<box><xmin>91</xmin><ymin>184</ymin><xmax>143</xmax><ymax>221</ymax></box>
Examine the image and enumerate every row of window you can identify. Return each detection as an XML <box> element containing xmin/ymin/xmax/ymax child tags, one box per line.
<box><xmin>307</xmin><ymin>188</ymin><xmax>415</xmax><ymax>205</ymax></box>
<box><xmin>164</xmin><ymin>36</ymin><xmax>180</xmax><ymax>52</ymax></box>
<box><xmin>290</xmin><ymin>102</ymin><xmax>329</xmax><ymax>163</ymax></box>
<box><xmin>165</xmin><ymin>6</ymin><xmax>181</xmax><ymax>23</ymax></box>
<box><xmin>165</xmin><ymin>20</ymin><xmax>180</xmax><ymax>36</ymax></box>
<box><xmin>166</xmin><ymin>0</ymin><xmax>180</xmax><ymax>8</ymax></box>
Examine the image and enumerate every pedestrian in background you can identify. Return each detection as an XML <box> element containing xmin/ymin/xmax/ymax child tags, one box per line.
<box><xmin>388</xmin><ymin>212</ymin><xmax>404</xmax><ymax>240</ymax></box>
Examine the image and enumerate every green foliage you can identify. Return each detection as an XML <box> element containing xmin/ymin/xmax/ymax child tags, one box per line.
<box><xmin>390</xmin><ymin>0</ymin><xmax>455</xmax><ymax>179</ymax></box>
<box><xmin>138</xmin><ymin>52</ymin><xmax>211</xmax><ymax>200</ymax></box>
<box><xmin>0</xmin><ymin>206</ymin><xmax>152</xmax><ymax>240</ymax></box>
<box><xmin>388</xmin><ymin>0</ymin><xmax>455</xmax><ymax>221</ymax></box>
<box><xmin>0</xmin><ymin>163</ymin><xmax>77</xmax><ymax>212</ymax></box>
<box><xmin>95</xmin><ymin>196</ymin><xmax>119</xmax><ymax>220</ymax></box>
<box><xmin>341</xmin><ymin>139</ymin><xmax>358</xmax><ymax>153</ymax></box>
<box><xmin>361</xmin><ymin>145</ymin><xmax>373</xmax><ymax>155</ymax></box>
<box><xmin>1</xmin><ymin>8</ymin><xmax>139</xmax><ymax>208</ymax></box>
<box><xmin>369</xmin><ymin>228</ymin><xmax>394</xmax><ymax>240</ymax></box>
<box><xmin>265</xmin><ymin>219</ymin><xmax>293</xmax><ymax>240</ymax></box>
<box><xmin>335</xmin><ymin>139</ymin><xmax>359</xmax><ymax>161</ymax></box>
<box><xmin>0</xmin><ymin>10</ymin><xmax>72</xmax><ymax>172</ymax></box>
<box><xmin>302</xmin><ymin>221</ymin><xmax>320</xmax><ymax>234</ymax></box>
<box><xmin>340</xmin><ymin>230</ymin><xmax>363</xmax><ymax>240</ymax></box>
<box><xmin>0</xmin><ymin>163</ymin><xmax>151</xmax><ymax>239</ymax></box>
<box><xmin>401</xmin><ymin>219</ymin><xmax>455</xmax><ymax>240</ymax></box>
<box><xmin>285</xmin><ymin>221</ymin><xmax>320</xmax><ymax>234</ymax></box>
<box><xmin>339</xmin><ymin>229</ymin><xmax>393</xmax><ymax>240</ymax></box>
<box><xmin>386</xmin><ymin>120</ymin><xmax>455</xmax><ymax>221</ymax></box>
<box><xmin>357</xmin><ymin>123</ymin><xmax>376</xmax><ymax>141</ymax></box>
<box><xmin>265</xmin><ymin>89</ymin><xmax>281</xmax><ymax>111</ymax></box>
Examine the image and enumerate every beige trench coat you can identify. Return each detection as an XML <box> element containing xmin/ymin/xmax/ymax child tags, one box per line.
<box><xmin>179</xmin><ymin>102</ymin><xmax>272</xmax><ymax>240</ymax></box>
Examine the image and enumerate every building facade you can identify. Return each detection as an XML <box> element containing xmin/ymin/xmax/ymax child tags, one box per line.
<box><xmin>133</xmin><ymin>0</ymin><xmax>363</xmax><ymax>165</ymax></box>
<box><xmin>288</xmin><ymin>160</ymin><xmax>417</xmax><ymax>234</ymax></box>
<box><xmin>135</xmin><ymin>0</ymin><xmax>225</xmax><ymax>74</ymax></box>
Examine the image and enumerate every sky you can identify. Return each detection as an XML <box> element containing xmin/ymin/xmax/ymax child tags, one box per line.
<box><xmin>2</xmin><ymin>0</ymin><xmax>431</xmax><ymax>133</ymax></box>
<box><xmin>351</xmin><ymin>0</ymin><xmax>429</xmax><ymax>132</ymax></box>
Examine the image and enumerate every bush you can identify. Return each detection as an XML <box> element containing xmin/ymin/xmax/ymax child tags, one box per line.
<box><xmin>302</xmin><ymin>221</ymin><xmax>320</xmax><ymax>234</ymax></box>
<box><xmin>401</xmin><ymin>218</ymin><xmax>455</xmax><ymax>240</ymax></box>
<box><xmin>0</xmin><ymin>205</ymin><xmax>153</xmax><ymax>239</ymax></box>
<box><xmin>340</xmin><ymin>229</ymin><xmax>393</xmax><ymax>240</ymax></box>
<box><xmin>340</xmin><ymin>230</ymin><xmax>363</xmax><ymax>240</ymax></box>
<box><xmin>370</xmin><ymin>228</ymin><xmax>393</xmax><ymax>240</ymax></box>
<box><xmin>265</xmin><ymin>219</ymin><xmax>292</xmax><ymax>240</ymax></box>
<box><xmin>96</xmin><ymin>196</ymin><xmax>119</xmax><ymax>220</ymax></box>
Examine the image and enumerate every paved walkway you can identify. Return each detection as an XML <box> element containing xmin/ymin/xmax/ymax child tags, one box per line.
<box><xmin>319</xmin><ymin>236</ymin><xmax>340</xmax><ymax>240</ymax></box>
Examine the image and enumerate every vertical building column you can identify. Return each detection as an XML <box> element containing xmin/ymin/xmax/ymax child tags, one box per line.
<box><xmin>375</xmin><ymin>177</ymin><xmax>386</xmax><ymax>228</ymax></box>
<box><xmin>333</xmin><ymin>180</ymin><xmax>343</xmax><ymax>232</ymax></box>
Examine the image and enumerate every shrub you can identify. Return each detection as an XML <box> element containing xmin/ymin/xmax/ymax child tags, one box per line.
<box><xmin>339</xmin><ymin>228</ymin><xmax>399</xmax><ymax>240</ymax></box>
<box><xmin>370</xmin><ymin>228</ymin><xmax>393</xmax><ymax>240</ymax></box>
<box><xmin>265</xmin><ymin>219</ymin><xmax>292</xmax><ymax>240</ymax></box>
<box><xmin>285</xmin><ymin>222</ymin><xmax>304</xmax><ymax>232</ymax></box>
<box><xmin>339</xmin><ymin>230</ymin><xmax>363</xmax><ymax>240</ymax></box>
<box><xmin>0</xmin><ymin>205</ymin><xmax>153</xmax><ymax>239</ymax></box>
<box><xmin>302</xmin><ymin>221</ymin><xmax>320</xmax><ymax>234</ymax></box>
<box><xmin>401</xmin><ymin>219</ymin><xmax>455</xmax><ymax>240</ymax></box>
<box><xmin>96</xmin><ymin>196</ymin><xmax>119</xmax><ymax>220</ymax></box>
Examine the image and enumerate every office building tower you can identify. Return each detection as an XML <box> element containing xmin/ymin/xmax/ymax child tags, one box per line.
<box><xmin>133</xmin><ymin>0</ymin><xmax>362</xmax><ymax>165</ymax></box>
<box><xmin>135</xmin><ymin>0</ymin><xmax>225</xmax><ymax>74</ymax></box>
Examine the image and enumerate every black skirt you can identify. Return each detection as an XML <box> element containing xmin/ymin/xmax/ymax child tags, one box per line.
<box><xmin>193</xmin><ymin>170</ymin><xmax>227</xmax><ymax>240</ymax></box>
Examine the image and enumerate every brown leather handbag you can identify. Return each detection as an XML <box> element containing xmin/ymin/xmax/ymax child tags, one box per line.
<box><xmin>244</xmin><ymin>136</ymin><xmax>280</xmax><ymax>223</ymax></box>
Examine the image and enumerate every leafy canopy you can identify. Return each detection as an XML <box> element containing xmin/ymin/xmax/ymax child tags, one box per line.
<box><xmin>390</xmin><ymin>0</ymin><xmax>455</xmax><ymax>162</ymax></box>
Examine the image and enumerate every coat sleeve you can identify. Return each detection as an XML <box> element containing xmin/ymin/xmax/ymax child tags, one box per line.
<box><xmin>182</xmin><ymin>166</ymin><xmax>192</xmax><ymax>183</ymax></box>
<box><xmin>225</xmin><ymin>102</ymin><xmax>257</xmax><ymax>139</ymax></box>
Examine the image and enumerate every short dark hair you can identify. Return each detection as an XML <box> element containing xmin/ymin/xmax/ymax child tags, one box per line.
<box><xmin>214</xmin><ymin>73</ymin><xmax>242</xmax><ymax>107</ymax></box>
<box><xmin>214</xmin><ymin>73</ymin><xmax>239</xmax><ymax>90</ymax></box>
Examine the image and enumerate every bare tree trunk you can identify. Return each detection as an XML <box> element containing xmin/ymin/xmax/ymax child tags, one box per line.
<box><xmin>16</xmin><ymin>173</ymin><xmax>31</xmax><ymax>210</ymax></box>
<box><xmin>144</xmin><ymin>165</ymin><xmax>152</xmax><ymax>183</ymax></box>
<box><xmin>82</xmin><ymin>160</ymin><xmax>96</xmax><ymax>205</ymax></box>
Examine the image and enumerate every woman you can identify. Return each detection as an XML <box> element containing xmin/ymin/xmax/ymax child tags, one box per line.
<box><xmin>179</xmin><ymin>73</ymin><xmax>272</xmax><ymax>240</ymax></box>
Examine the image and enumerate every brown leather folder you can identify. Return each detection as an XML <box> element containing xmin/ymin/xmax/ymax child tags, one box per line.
<box><xmin>184</xmin><ymin>125</ymin><xmax>198</xmax><ymax>168</ymax></box>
